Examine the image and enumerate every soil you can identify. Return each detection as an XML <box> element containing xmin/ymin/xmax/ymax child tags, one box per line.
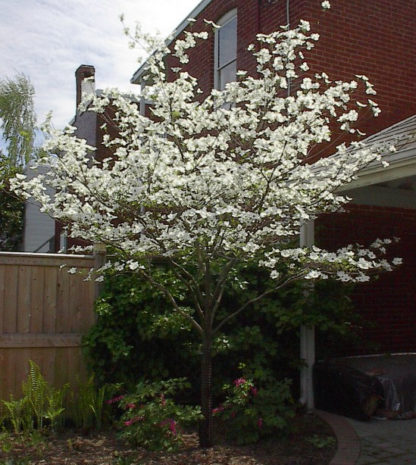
<box><xmin>0</xmin><ymin>414</ymin><xmax>336</xmax><ymax>465</ymax></box>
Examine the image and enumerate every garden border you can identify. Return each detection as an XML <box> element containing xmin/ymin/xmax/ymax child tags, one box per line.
<box><xmin>315</xmin><ymin>409</ymin><xmax>360</xmax><ymax>465</ymax></box>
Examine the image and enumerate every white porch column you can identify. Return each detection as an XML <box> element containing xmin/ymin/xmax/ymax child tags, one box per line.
<box><xmin>93</xmin><ymin>242</ymin><xmax>107</xmax><ymax>301</ymax></box>
<box><xmin>299</xmin><ymin>220</ymin><xmax>315</xmax><ymax>410</ymax></box>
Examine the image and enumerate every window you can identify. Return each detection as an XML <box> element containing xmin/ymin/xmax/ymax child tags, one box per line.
<box><xmin>214</xmin><ymin>10</ymin><xmax>237</xmax><ymax>90</ymax></box>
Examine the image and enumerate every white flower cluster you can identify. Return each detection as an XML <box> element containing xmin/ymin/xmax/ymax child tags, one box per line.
<box><xmin>261</xmin><ymin>239</ymin><xmax>400</xmax><ymax>283</ymax></box>
<box><xmin>12</xmin><ymin>19</ymin><xmax>398</xmax><ymax>288</ymax></box>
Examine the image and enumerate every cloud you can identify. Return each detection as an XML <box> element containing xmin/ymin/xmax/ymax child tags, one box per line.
<box><xmin>0</xmin><ymin>0</ymin><xmax>199</xmax><ymax>128</ymax></box>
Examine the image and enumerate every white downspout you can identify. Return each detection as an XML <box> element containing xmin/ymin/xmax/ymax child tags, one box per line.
<box><xmin>140</xmin><ymin>79</ymin><xmax>146</xmax><ymax>116</ymax></box>
<box><xmin>299</xmin><ymin>220</ymin><xmax>315</xmax><ymax>410</ymax></box>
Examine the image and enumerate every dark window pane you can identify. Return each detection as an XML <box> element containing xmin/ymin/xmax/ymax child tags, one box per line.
<box><xmin>219</xmin><ymin>60</ymin><xmax>237</xmax><ymax>90</ymax></box>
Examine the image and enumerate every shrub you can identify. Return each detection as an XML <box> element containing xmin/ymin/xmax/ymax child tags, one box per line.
<box><xmin>116</xmin><ymin>378</ymin><xmax>202</xmax><ymax>451</ymax></box>
<box><xmin>83</xmin><ymin>267</ymin><xmax>356</xmax><ymax>400</ymax></box>
<box><xmin>83</xmin><ymin>270</ymin><xmax>199</xmax><ymax>391</ymax></box>
<box><xmin>68</xmin><ymin>375</ymin><xmax>119</xmax><ymax>431</ymax></box>
<box><xmin>213</xmin><ymin>375</ymin><xmax>294</xmax><ymax>445</ymax></box>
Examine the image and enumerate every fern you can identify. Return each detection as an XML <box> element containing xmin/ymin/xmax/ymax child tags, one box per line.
<box><xmin>89</xmin><ymin>384</ymin><xmax>107</xmax><ymax>430</ymax></box>
<box><xmin>45</xmin><ymin>383</ymin><xmax>69</xmax><ymax>431</ymax></box>
<box><xmin>70</xmin><ymin>375</ymin><xmax>95</xmax><ymax>430</ymax></box>
<box><xmin>69</xmin><ymin>376</ymin><xmax>117</xmax><ymax>430</ymax></box>
<box><xmin>22</xmin><ymin>360</ymin><xmax>48</xmax><ymax>429</ymax></box>
<box><xmin>2</xmin><ymin>395</ymin><xmax>31</xmax><ymax>433</ymax></box>
<box><xmin>3</xmin><ymin>361</ymin><xmax>67</xmax><ymax>433</ymax></box>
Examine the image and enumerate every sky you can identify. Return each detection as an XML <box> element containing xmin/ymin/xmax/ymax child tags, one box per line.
<box><xmin>0</xmin><ymin>0</ymin><xmax>200</xmax><ymax>129</ymax></box>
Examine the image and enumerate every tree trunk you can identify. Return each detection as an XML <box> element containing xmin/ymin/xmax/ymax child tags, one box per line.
<box><xmin>199</xmin><ymin>335</ymin><xmax>213</xmax><ymax>448</ymax></box>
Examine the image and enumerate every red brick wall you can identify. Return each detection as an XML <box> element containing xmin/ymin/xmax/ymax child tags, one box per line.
<box><xmin>309</xmin><ymin>0</ymin><xmax>416</xmax><ymax>128</ymax></box>
<box><xmin>172</xmin><ymin>1</ymin><xmax>416</xmax><ymax>354</ymax></box>
<box><xmin>61</xmin><ymin>2</ymin><xmax>416</xmax><ymax>353</ymax></box>
<box><xmin>166</xmin><ymin>0</ymin><xmax>238</xmax><ymax>95</ymax></box>
<box><xmin>175</xmin><ymin>0</ymin><xmax>416</xmax><ymax>137</ymax></box>
<box><xmin>318</xmin><ymin>205</ymin><xmax>416</xmax><ymax>354</ymax></box>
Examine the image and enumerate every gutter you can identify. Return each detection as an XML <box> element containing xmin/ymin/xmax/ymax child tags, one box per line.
<box><xmin>340</xmin><ymin>146</ymin><xmax>416</xmax><ymax>191</ymax></box>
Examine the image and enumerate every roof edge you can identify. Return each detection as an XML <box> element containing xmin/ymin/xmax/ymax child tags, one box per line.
<box><xmin>341</xmin><ymin>145</ymin><xmax>416</xmax><ymax>190</ymax></box>
<box><xmin>130</xmin><ymin>0</ymin><xmax>213</xmax><ymax>84</ymax></box>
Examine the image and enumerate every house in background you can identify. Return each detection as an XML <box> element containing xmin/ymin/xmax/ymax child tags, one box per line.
<box><xmin>34</xmin><ymin>0</ymin><xmax>415</xmax><ymax>408</ymax></box>
<box><xmin>131</xmin><ymin>0</ymin><xmax>416</xmax><ymax>406</ymax></box>
<box><xmin>23</xmin><ymin>65</ymin><xmax>100</xmax><ymax>254</ymax></box>
<box><xmin>27</xmin><ymin>64</ymin><xmax>135</xmax><ymax>254</ymax></box>
<box><xmin>131</xmin><ymin>0</ymin><xmax>416</xmax><ymax>355</ymax></box>
<box><xmin>26</xmin><ymin>2</ymin><xmax>416</xmax><ymax>350</ymax></box>
<box><xmin>22</xmin><ymin>162</ymin><xmax>55</xmax><ymax>253</ymax></box>
<box><xmin>32</xmin><ymin>65</ymin><xmax>121</xmax><ymax>254</ymax></box>
<box><xmin>54</xmin><ymin>65</ymin><xmax>99</xmax><ymax>253</ymax></box>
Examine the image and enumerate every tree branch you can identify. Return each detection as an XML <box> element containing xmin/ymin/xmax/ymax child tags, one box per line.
<box><xmin>140</xmin><ymin>268</ymin><xmax>203</xmax><ymax>335</ymax></box>
<box><xmin>213</xmin><ymin>272</ymin><xmax>305</xmax><ymax>335</ymax></box>
<box><xmin>168</xmin><ymin>258</ymin><xmax>205</xmax><ymax>323</ymax></box>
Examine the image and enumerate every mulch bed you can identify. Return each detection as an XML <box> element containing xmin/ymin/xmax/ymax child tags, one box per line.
<box><xmin>0</xmin><ymin>413</ymin><xmax>336</xmax><ymax>465</ymax></box>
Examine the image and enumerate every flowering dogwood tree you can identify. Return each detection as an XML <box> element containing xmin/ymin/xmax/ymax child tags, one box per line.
<box><xmin>13</xmin><ymin>18</ymin><xmax>399</xmax><ymax>447</ymax></box>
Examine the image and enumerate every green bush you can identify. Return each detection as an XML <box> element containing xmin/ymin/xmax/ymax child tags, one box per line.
<box><xmin>83</xmin><ymin>266</ymin><xmax>357</xmax><ymax>402</ymax></box>
<box><xmin>213</xmin><ymin>375</ymin><xmax>294</xmax><ymax>445</ymax></box>
<box><xmin>83</xmin><ymin>270</ymin><xmax>199</xmax><ymax>391</ymax></box>
<box><xmin>68</xmin><ymin>375</ymin><xmax>119</xmax><ymax>431</ymax></box>
<box><xmin>116</xmin><ymin>378</ymin><xmax>202</xmax><ymax>451</ymax></box>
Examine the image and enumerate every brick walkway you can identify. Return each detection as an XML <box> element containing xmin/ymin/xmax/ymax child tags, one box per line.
<box><xmin>315</xmin><ymin>410</ymin><xmax>360</xmax><ymax>465</ymax></box>
<box><xmin>316</xmin><ymin>410</ymin><xmax>416</xmax><ymax>465</ymax></box>
<box><xmin>347</xmin><ymin>417</ymin><xmax>416</xmax><ymax>465</ymax></box>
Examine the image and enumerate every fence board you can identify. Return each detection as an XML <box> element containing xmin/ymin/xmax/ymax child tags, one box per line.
<box><xmin>30</xmin><ymin>267</ymin><xmax>45</xmax><ymax>333</ymax></box>
<box><xmin>0</xmin><ymin>350</ymin><xmax>12</xmax><ymax>402</ymax></box>
<box><xmin>0</xmin><ymin>252</ymin><xmax>96</xmax><ymax>405</ymax></box>
<box><xmin>69</xmin><ymin>273</ymin><xmax>80</xmax><ymax>333</ymax></box>
<box><xmin>3</xmin><ymin>266</ymin><xmax>18</xmax><ymax>333</ymax></box>
<box><xmin>56</xmin><ymin>264</ymin><xmax>70</xmax><ymax>333</ymax></box>
<box><xmin>43</xmin><ymin>267</ymin><xmax>57</xmax><ymax>333</ymax></box>
<box><xmin>17</xmin><ymin>266</ymin><xmax>32</xmax><ymax>333</ymax></box>
<box><xmin>0</xmin><ymin>266</ymin><xmax>4</xmax><ymax>333</ymax></box>
<box><xmin>0</xmin><ymin>334</ymin><xmax>82</xmax><ymax>348</ymax></box>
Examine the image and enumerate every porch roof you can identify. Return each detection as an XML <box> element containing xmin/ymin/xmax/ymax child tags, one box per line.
<box><xmin>342</xmin><ymin>114</ymin><xmax>416</xmax><ymax>191</ymax></box>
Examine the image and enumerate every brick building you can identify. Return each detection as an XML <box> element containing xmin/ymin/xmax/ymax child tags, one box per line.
<box><xmin>131</xmin><ymin>0</ymin><xmax>416</xmax><ymax>359</ymax></box>
<box><xmin>55</xmin><ymin>65</ymin><xmax>128</xmax><ymax>252</ymax></box>
<box><xmin>48</xmin><ymin>0</ymin><xmax>416</xmax><ymax>410</ymax></box>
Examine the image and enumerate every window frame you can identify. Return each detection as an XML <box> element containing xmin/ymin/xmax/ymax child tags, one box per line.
<box><xmin>214</xmin><ymin>9</ymin><xmax>238</xmax><ymax>90</ymax></box>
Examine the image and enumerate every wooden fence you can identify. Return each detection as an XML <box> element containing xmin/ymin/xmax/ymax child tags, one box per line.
<box><xmin>0</xmin><ymin>252</ymin><xmax>96</xmax><ymax>403</ymax></box>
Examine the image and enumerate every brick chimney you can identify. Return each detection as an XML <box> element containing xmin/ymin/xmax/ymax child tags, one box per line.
<box><xmin>75</xmin><ymin>64</ymin><xmax>95</xmax><ymax>109</ymax></box>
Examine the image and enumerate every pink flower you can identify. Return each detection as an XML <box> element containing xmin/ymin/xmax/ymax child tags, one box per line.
<box><xmin>257</xmin><ymin>417</ymin><xmax>263</xmax><ymax>429</ymax></box>
<box><xmin>233</xmin><ymin>378</ymin><xmax>247</xmax><ymax>387</ymax></box>
<box><xmin>106</xmin><ymin>394</ymin><xmax>125</xmax><ymax>405</ymax></box>
<box><xmin>169</xmin><ymin>419</ymin><xmax>177</xmax><ymax>435</ymax></box>
<box><xmin>126</xmin><ymin>403</ymin><xmax>136</xmax><ymax>410</ymax></box>
<box><xmin>250</xmin><ymin>387</ymin><xmax>258</xmax><ymax>397</ymax></box>
<box><xmin>212</xmin><ymin>405</ymin><xmax>224</xmax><ymax>415</ymax></box>
<box><xmin>124</xmin><ymin>416</ymin><xmax>143</xmax><ymax>426</ymax></box>
<box><xmin>160</xmin><ymin>418</ymin><xmax>177</xmax><ymax>435</ymax></box>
